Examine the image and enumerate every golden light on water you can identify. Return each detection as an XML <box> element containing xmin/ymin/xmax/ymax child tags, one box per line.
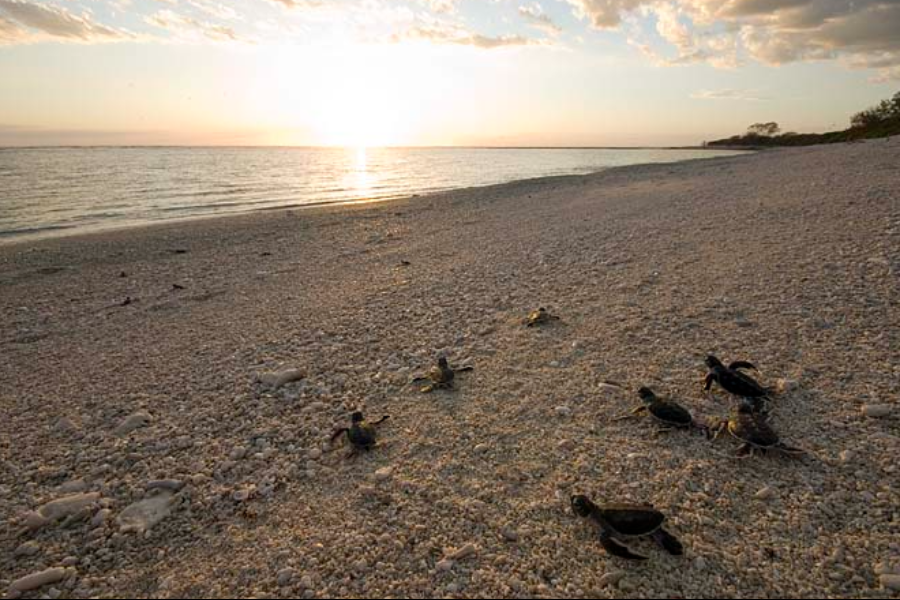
<box><xmin>352</xmin><ymin>146</ymin><xmax>373</xmax><ymax>198</ymax></box>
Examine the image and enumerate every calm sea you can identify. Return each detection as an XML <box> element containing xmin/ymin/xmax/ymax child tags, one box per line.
<box><xmin>0</xmin><ymin>146</ymin><xmax>744</xmax><ymax>243</ymax></box>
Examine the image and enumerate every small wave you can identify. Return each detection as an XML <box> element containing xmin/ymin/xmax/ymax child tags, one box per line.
<box><xmin>0</xmin><ymin>224</ymin><xmax>77</xmax><ymax>238</ymax></box>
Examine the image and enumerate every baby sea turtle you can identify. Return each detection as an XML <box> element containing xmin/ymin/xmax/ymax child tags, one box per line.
<box><xmin>621</xmin><ymin>387</ymin><xmax>705</xmax><ymax>432</ymax></box>
<box><xmin>710</xmin><ymin>403</ymin><xmax>804</xmax><ymax>458</ymax></box>
<box><xmin>704</xmin><ymin>354</ymin><xmax>772</xmax><ymax>411</ymax></box>
<box><xmin>570</xmin><ymin>495</ymin><xmax>684</xmax><ymax>560</ymax></box>
<box><xmin>524</xmin><ymin>307</ymin><xmax>560</xmax><ymax>327</ymax></box>
<box><xmin>329</xmin><ymin>411</ymin><xmax>389</xmax><ymax>456</ymax></box>
<box><xmin>412</xmin><ymin>356</ymin><xmax>473</xmax><ymax>393</ymax></box>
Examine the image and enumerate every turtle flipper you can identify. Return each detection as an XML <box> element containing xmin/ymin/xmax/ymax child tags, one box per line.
<box><xmin>776</xmin><ymin>443</ymin><xmax>805</xmax><ymax>456</ymax></box>
<box><xmin>653</xmin><ymin>528</ymin><xmax>684</xmax><ymax>556</ymax></box>
<box><xmin>329</xmin><ymin>427</ymin><xmax>349</xmax><ymax>445</ymax></box>
<box><xmin>453</xmin><ymin>366</ymin><xmax>474</xmax><ymax>373</ymax></box>
<box><xmin>371</xmin><ymin>415</ymin><xmax>390</xmax><ymax>426</ymax></box>
<box><xmin>703</xmin><ymin>373</ymin><xmax>714</xmax><ymax>392</ymax></box>
<box><xmin>728</xmin><ymin>360</ymin><xmax>758</xmax><ymax>372</ymax></box>
<box><xmin>600</xmin><ymin>531</ymin><xmax>648</xmax><ymax>561</ymax></box>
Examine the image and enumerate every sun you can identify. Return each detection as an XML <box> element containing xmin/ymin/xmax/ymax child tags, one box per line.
<box><xmin>262</xmin><ymin>42</ymin><xmax>416</xmax><ymax>147</ymax></box>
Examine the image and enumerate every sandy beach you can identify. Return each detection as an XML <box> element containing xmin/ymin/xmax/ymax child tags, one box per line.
<box><xmin>1</xmin><ymin>140</ymin><xmax>899</xmax><ymax>598</ymax></box>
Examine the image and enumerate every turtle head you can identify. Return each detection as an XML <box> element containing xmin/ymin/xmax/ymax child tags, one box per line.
<box><xmin>637</xmin><ymin>387</ymin><xmax>656</xmax><ymax>404</ymax></box>
<box><xmin>570</xmin><ymin>494</ymin><xmax>594</xmax><ymax>518</ymax></box>
<box><xmin>350</xmin><ymin>411</ymin><xmax>364</xmax><ymax>423</ymax></box>
<box><xmin>437</xmin><ymin>356</ymin><xmax>449</xmax><ymax>368</ymax></box>
<box><xmin>705</xmin><ymin>354</ymin><xmax>723</xmax><ymax>369</ymax></box>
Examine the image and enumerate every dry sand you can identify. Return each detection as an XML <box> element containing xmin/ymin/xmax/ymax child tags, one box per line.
<box><xmin>1</xmin><ymin>140</ymin><xmax>899</xmax><ymax>599</ymax></box>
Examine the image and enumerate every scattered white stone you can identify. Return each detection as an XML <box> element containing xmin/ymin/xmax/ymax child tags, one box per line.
<box><xmin>232</xmin><ymin>487</ymin><xmax>254</xmax><ymax>503</ymax></box>
<box><xmin>276</xmin><ymin>568</ymin><xmax>296</xmax><ymax>587</ymax></box>
<box><xmin>10</xmin><ymin>568</ymin><xmax>67</xmax><ymax>593</ymax></box>
<box><xmin>116</xmin><ymin>491</ymin><xmax>176</xmax><ymax>533</ymax></box>
<box><xmin>14</xmin><ymin>541</ymin><xmax>40</xmax><ymax>557</ymax></box>
<box><xmin>474</xmin><ymin>443</ymin><xmax>490</xmax><ymax>454</ymax></box>
<box><xmin>500</xmin><ymin>526</ymin><xmax>519</xmax><ymax>542</ymax></box>
<box><xmin>31</xmin><ymin>492</ymin><xmax>101</xmax><ymax>528</ymax></box>
<box><xmin>57</xmin><ymin>479</ymin><xmax>89</xmax><ymax>494</ymax></box>
<box><xmin>862</xmin><ymin>404</ymin><xmax>893</xmax><ymax>418</ymax></box>
<box><xmin>436</xmin><ymin>559</ymin><xmax>454</xmax><ymax>572</ymax></box>
<box><xmin>754</xmin><ymin>486</ymin><xmax>775</xmax><ymax>500</ymax></box>
<box><xmin>598</xmin><ymin>382</ymin><xmax>623</xmax><ymax>393</ymax></box>
<box><xmin>554</xmin><ymin>405</ymin><xmax>572</xmax><ymax>417</ymax></box>
<box><xmin>147</xmin><ymin>479</ymin><xmax>185</xmax><ymax>492</ymax></box>
<box><xmin>880</xmin><ymin>574</ymin><xmax>900</xmax><ymax>591</ymax></box>
<box><xmin>447</xmin><ymin>543</ymin><xmax>476</xmax><ymax>560</ymax></box>
<box><xmin>257</xmin><ymin>368</ymin><xmax>305</xmax><ymax>390</ymax></box>
<box><xmin>598</xmin><ymin>571</ymin><xmax>625</xmax><ymax>588</ymax></box>
<box><xmin>115</xmin><ymin>411</ymin><xmax>152</xmax><ymax>436</ymax></box>
<box><xmin>374</xmin><ymin>467</ymin><xmax>393</xmax><ymax>482</ymax></box>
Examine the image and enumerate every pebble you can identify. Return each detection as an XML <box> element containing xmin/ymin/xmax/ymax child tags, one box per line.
<box><xmin>14</xmin><ymin>541</ymin><xmax>40</xmax><ymax>557</ymax></box>
<box><xmin>34</xmin><ymin>492</ymin><xmax>101</xmax><ymax>526</ymax></box>
<box><xmin>91</xmin><ymin>508</ymin><xmax>111</xmax><ymax>529</ymax></box>
<box><xmin>554</xmin><ymin>405</ymin><xmax>572</xmax><ymax>417</ymax></box>
<box><xmin>116</xmin><ymin>491</ymin><xmax>176</xmax><ymax>533</ymax></box>
<box><xmin>147</xmin><ymin>479</ymin><xmax>185</xmax><ymax>492</ymax></box>
<box><xmin>500</xmin><ymin>526</ymin><xmax>519</xmax><ymax>542</ymax></box>
<box><xmin>693</xmin><ymin>556</ymin><xmax>707</xmax><ymax>570</ymax></box>
<box><xmin>436</xmin><ymin>559</ymin><xmax>454</xmax><ymax>572</ymax></box>
<box><xmin>448</xmin><ymin>543</ymin><xmax>476</xmax><ymax>561</ymax></box>
<box><xmin>474</xmin><ymin>443</ymin><xmax>490</xmax><ymax>454</ymax></box>
<box><xmin>308</xmin><ymin>448</ymin><xmax>322</xmax><ymax>460</ymax></box>
<box><xmin>58</xmin><ymin>479</ymin><xmax>89</xmax><ymax>494</ymax></box>
<box><xmin>276</xmin><ymin>568</ymin><xmax>295</xmax><ymax>586</ymax></box>
<box><xmin>882</xmin><ymin>574</ymin><xmax>900</xmax><ymax>591</ymax></box>
<box><xmin>257</xmin><ymin>368</ymin><xmax>305</xmax><ymax>390</ymax></box>
<box><xmin>230</xmin><ymin>446</ymin><xmax>248</xmax><ymax>460</ymax></box>
<box><xmin>775</xmin><ymin>378</ymin><xmax>799</xmax><ymax>393</ymax></box>
<box><xmin>862</xmin><ymin>404</ymin><xmax>893</xmax><ymax>418</ymax></box>
<box><xmin>839</xmin><ymin>449</ymin><xmax>854</xmax><ymax>464</ymax></box>
<box><xmin>598</xmin><ymin>571</ymin><xmax>625</xmax><ymax>588</ymax></box>
<box><xmin>558</xmin><ymin>439</ymin><xmax>576</xmax><ymax>451</ymax></box>
<box><xmin>10</xmin><ymin>567</ymin><xmax>67</xmax><ymax>592</ymax></box>
<box><xmin>233</xmin><ymin>488</ymin><xmax>254</xmax><ymax>502</ymax></box>
<box><xmin>754</xmin><ymin>486</ymin><xmax>775</xmax><ymax>500</ymax></box>
<box><xmin>374</xmin><ymin>467</ymin><xmax>393</xmax><ymax>482</ymax></box>
<box><xmin>115</xmin><ymin>411</ymin><xmax>152</xmax><ymax>436</ymax></box>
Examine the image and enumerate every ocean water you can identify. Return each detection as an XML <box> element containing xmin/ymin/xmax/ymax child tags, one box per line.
<box><xmin>0</xmin><ymin>146</ymin><xmax>745</xmax><ymax>243</ymax></box>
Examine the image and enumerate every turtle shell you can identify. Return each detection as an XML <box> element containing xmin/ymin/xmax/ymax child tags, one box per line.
<box><xmin>728</xmin><ymin>412</ymin><xmax>779</xmax><ymax>448</ymax></box>
<box><xmin>348</xmin><ymin>422</ymin><xmax>377</xmax><ymax>449</ymax></box>
<box><xmin>429</xmin><ymin>364</ymin><xmax>454</xmax><ymax>384</ymax></box>
<box><xmin>648</xmin><ymin>400</ymin><xmax>693</xmax><ymax>426</ymax></box>
<box><xmin>598</xmin><ymin>504</ymin><xmax>666</xmax><ymax>536</ymax></box>
<box><xmin>715</xmin><ymin>367</ymin><xmax>768</xmax><ymax>397</ymax></box>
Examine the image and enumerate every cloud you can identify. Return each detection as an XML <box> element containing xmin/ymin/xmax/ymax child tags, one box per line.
<box><xmin>0</xmin><ymin>0</ymin><xmax>132</xmax><ymax>42</ymax></box>
<box><xmin>267</xmin><ymin>0</ymin><xmax>324</xmax><ymax>9</ymax></box>
<box><xmin>0</xmin><ymin>14</ymin><xmax>26</xmax><ymax>43</ymax></box>
<box><xmin>145</xmin><ymin>9</ymin><xmax>242</xmax><ymax>42</ymax></box>
<box><xmin>691</xmin><ymin>88</ymin><xmax>769</xmax><ymax>100</ymax></box>
<box><xmin>391</xmin><ymin>23</ymin><xmax>541</xmax><ymax>49</ymax></box>
<box><xmin>566</xmin><ymin>0</ymin><xmax>900</xmax><ymax>80</ymax></box>
<box><xmin>519</xmin><ymin>3</ymin><xmax>562</xmax><ymax>35</ymax></box>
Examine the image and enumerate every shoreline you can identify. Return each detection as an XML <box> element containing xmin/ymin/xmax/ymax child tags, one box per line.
<box><xmin>0</xmin><ymin>148</ymin><xmax>749</xmax><ymax>248</ymax></box>
<box><xmin>1</xmin><ymin>139</ymin><xmax>898</xmax><ymax>599</ymax></box>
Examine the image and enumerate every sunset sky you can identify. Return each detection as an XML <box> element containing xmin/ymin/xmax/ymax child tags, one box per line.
<box><xmin>0</xmin><ymin>0</ymin><xmax>898</xmax><ymax>147</ymax></box>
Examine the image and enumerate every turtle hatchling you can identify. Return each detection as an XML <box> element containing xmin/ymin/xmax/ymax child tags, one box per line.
<box><xmin>524</xmin><ymin>307</ymin><xmax>560</xmax><ymax>327</ymax></box>
<box><xmin>704</xmin><ymin>354</ymin><xmax>773</xmax><ymax>412</ymax></box>
<box><xmin>710</xmin><ymin>402</ymin><xmax>804</xmax><ymax>458</ymax></box>
<box><xmin>571</xmin><ymin>494</ymin><xmax>684</xmax><ymax>560</ymax></box>
<box><xmin>412</xmin><ymin>356</ymin><xmax>473</xmax><ymax>393</ymax></box>
<box><xmin>622</xmin><ymin>387</ymin><xmax>705</xmax><ymax>432</ymax></box>
<box><xmin>329</xmin><ymin>411</ymin><xmax>389</xmax><ymax>456</ymax></box>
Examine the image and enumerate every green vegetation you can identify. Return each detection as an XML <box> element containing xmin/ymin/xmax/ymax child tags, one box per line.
<box><xmin>707</xmin><ymin>91</ymin><xmax>900</xmax><ymax>147</ymax></box>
